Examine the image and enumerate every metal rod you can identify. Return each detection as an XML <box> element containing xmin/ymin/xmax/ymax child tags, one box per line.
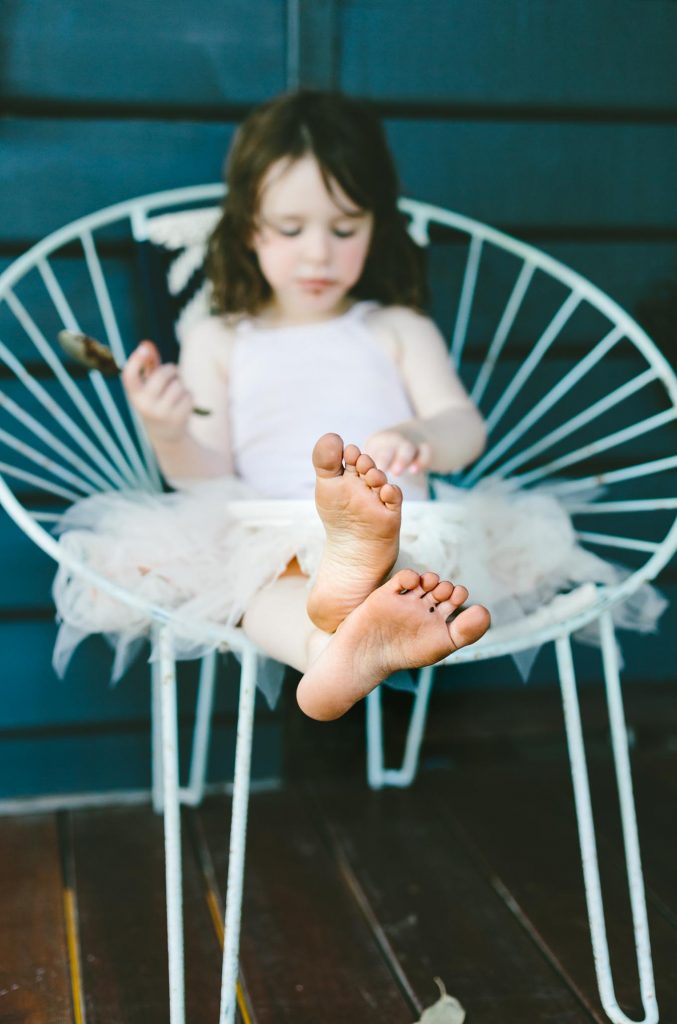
<box><xmin>515</xmin><ymin>409</ymin><xmax>676</xmax><ymax>487</ymax></box>
<box><xmin>550</xmin><ymin>455</ymin><xmax>677</xmax><ymax>495</ymax></box>
<box><xmin>471</xmin><ymin>260</ymin><xmax>535</xmax><ymax>406</ymax></box>
<box><xmin>366</xmin><ymin>688</ymin><xmax>385</xmax><ymax>790</ymax></box>
<box><xmin>0</xmin><ymin>304</ymin><xmax>128</xmax><ymax>489</ymax></box>
<box><xmin>495</xmin><ymin>369</ymin><xmax>658</xmax><ymax>481</ymax></box>
<box><xmin>576</xmin><ymin>531</ymin><xmax>660</xmax><ymax>554</ymax></box>
<box><xmin>0</xmin><ymin>386</ymin><xmax>112</xmax><ymax>491</ymax></box>
<box><xmin>36</xmin><ymin>260</ymin><xmax>143</xmax><ymax>488</ymax></box>
<box><xmin>485</xmin><ymin>290</ymin><xmax>582</xmax><ymax>436</ymax></box>
<box><xmin>451</xmin><ymin>235</ymin><xmax>483</xmax><ymax>366</ymax></box>
<box><xmin>555</xmin><ymin>634</ymin><xmax>657</xmax><ymax>1024</ymax></box>
<box><xmin>599</xmin><ymin>610</ymin><xmax>657</xmax><ymax>1023</ymax></box>
<box><xmin>0</xmin><ymin>427</ymin><xmax>96</xmax><ymax>495</ymax></box>
<box><xmin>80</xmin><ymin>230</ymin><xmax>161</xmax><ymax>489</ymax></box>
<box><xmin>384</xmin><ymin>665</ymin><xmax>436</xmax><ymax>787</ymax></box>
<box><xmin>463</xmin><ymin>324</ymin><xmax>625</xmax><ymax>484</ymax></box>
<box><xmin>151</xmin><ymin>631</ymin><xmax>164</xmax><ymax>815</ymax></box>
<box><xmin>0</xmin><ymin>460</ymin><xmax>81</xmax><ymax>502</ymax></box>
<box><xmin>158</xmin><ymin>625</ymin><xmax>186</xmax><ymax>1024</ymax></box>
<box><xmin>185</xmin><ymin>650</ymin><xmax>218</xmax><ymax>807</ymax></box>
<box><xmin>219</xmin><ymin>646</ymin><xmax>258</xmax><ymax>1024</ymax></box>
<box><xmin>568</xmin><ymin>498</ymin><xmax>677</xmax><ymax>513</ymax></box>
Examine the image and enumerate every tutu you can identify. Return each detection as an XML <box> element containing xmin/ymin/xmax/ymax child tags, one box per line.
<box><xmin>51</xmin><ymin>474</ymin><xmax>667</xmax><ymax>702</ymax></box>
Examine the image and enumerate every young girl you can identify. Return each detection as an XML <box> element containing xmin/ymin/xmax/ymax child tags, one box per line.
<box><xmin>56</xmin><ymin>91</ymin><xmax>660</xmax><ymax>716</ymax></box>
<box><xmin>117</xmin><ymin>89</ymin><xmax>491</xmax><ymax>719</ymax></box>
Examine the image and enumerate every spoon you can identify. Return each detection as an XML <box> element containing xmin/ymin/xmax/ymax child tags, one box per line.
<box><xmin>57</xmin><ymin>330</ymin><xmax>211</xmax><ymax>415</ymax></box>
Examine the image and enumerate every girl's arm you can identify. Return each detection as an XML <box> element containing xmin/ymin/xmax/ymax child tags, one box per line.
<box><xmin>366</xmin><ymin>306</ymin><xmax>486</xmax><ymax>475</ymax></box>
<box><xmin>122</xmin><ymin>317</ymin><xmax>235</xmax><ymax>482</ymax></box>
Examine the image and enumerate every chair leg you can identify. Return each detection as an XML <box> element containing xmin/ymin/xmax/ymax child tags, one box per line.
<box><xmin>366</xmin><ymin>665</ymin><xmax>436</xmax><ymax>789</ymax></box>
<box><xmin>219</xmin><ymin>646</ymin><xmax>258</xmax><ymax>1024</ymax></box>
<box><xmin>555</xmin><ymin>619</ymin><xmax>658</xmax><ymax>1024</ymax></box>
<box><xmin>157</xmin><ymin>625</ymin><xmax>186</xmax><ymax>1024</ymax></box>
<box><xmin>181</xmin><ymin>649</ymin><xmax>218</xmax><ymax>807</ymax></box>
<box><xmin>151</xmin><ymin>638</ymin><xmax>164</xmax><ymax>814</ymax></box>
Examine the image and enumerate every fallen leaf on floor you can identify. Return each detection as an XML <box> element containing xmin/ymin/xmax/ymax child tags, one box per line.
<box><xmin>413</xmin><ymin>978</ymin><xmax>466</xmax><ymax>1023</ymax></box>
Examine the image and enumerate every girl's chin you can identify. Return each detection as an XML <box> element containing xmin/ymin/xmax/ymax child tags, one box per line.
<box><xmin>282</xmin><ymin>292</ymin><xmax>349</xmax><ymax>320</ymax></box>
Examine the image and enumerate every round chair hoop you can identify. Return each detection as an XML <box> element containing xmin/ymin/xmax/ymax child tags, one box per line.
<box><xmin>0</xmin><ymin>184</ymin><xmax>674</xmax><ymax>662</ymax></box>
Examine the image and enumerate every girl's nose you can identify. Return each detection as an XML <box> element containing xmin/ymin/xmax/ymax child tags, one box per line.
<box><xmin>303</xmin><ymin>227</ymin><xmax>332</xmax><ymax>264</ymax></box>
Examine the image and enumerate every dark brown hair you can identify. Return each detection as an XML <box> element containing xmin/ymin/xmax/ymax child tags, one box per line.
<box><xmin>206</xmin><ymin>90</ymin><xmax>427</xmax><ymax>315</ymax></box>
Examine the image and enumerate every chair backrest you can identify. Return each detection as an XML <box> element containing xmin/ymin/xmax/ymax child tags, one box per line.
<box><xmin>0</xmin><ymin>184</ymin><xmax>675</xmax><ymax>624</ymax></box>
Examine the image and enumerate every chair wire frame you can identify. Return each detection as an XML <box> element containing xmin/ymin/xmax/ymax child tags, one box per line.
<box><xmin>0</xmin><ymin>185</ymin><xmax>674</xmax><ymax>1024</ymax></box>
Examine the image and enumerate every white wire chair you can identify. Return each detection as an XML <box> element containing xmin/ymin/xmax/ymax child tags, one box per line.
<box><xmin>0</xmin><ymin>184</ymin><xmax>674</xmax><ymax>1024</ymax></box>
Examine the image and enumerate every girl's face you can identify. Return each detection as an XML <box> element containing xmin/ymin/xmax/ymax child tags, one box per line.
<box><xmin>251</xmin><ymin>155</ymin><xmax>374</xmax><ymax>324</ymax></box>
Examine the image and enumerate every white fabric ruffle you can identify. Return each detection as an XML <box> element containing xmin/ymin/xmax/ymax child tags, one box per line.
<box><xmin>52</xmin><ymin>476</ymin><xmax>666</xmax><ymax>702</ymax></box>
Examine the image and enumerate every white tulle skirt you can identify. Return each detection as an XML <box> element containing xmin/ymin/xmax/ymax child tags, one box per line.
<box><xmin>52</xmin><ymin>475</ymin><xmax>666</xmax><ymax>699</ymax></box>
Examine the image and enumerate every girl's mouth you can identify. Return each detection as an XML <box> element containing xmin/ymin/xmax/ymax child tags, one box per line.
<box><xmin>298</xmin><ymin>278</ymin><xmax>334</xmax><ymax>290</ymax></box>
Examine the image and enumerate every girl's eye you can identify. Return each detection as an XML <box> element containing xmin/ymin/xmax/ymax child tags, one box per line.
<box><xmin>332</xmin><ymin>228</ymin><xmax>356</xmax><ymax>239</ymax></box>
<box><xmin>278</xmin><ymin>227</ymin><xmax>301</xmax><ymax>237</ymax></box>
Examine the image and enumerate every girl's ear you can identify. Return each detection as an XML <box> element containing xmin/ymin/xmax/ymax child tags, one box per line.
<box><xmin>246</xmin><ymin>220</ymin><xmax>262</xmax><ymax>253</ymax></box>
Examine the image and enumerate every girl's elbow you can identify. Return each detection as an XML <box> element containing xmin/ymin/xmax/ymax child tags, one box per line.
<box><xmin>471</xmin><ymin>412</ymin><xmax>488</xmax><ymax>462</ymax></box>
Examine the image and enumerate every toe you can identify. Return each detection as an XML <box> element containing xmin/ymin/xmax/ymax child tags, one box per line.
<box><xmin>419</xmin><ymin>572</ymin><xmax>440</xmax><ymax>593</ymax></box>
<box><xmin>355</xmin><ymin>452</ymin><xmax>376</xmax><ymax>476</ymax></box>
<box><xmin>389</xmin><ymin>568</ymin><xmax>420</xmax><ymax>592</ymax></box>
<box><xmin>343</xmin><ymin>443</ymin><xmax>361</xmax><ymax>471</ymax></box>
<box><xmin>431</xmin><ymin>580</ymin><xmax>454</xmax><ymax>603</ymax></box>
<box><xmin>313</xmin><ymin>433</ymin><xmax>344</xmax><ymax>478</ymax></box>
<box><xmin>364</xmin><ymin>466</ymin><xmax>387</xmax><ymax>489</ymax></box>
<box><xmin>447</xmin><ymin>604</ymin><xmax>491</xmax><ymax>651</ymax></box>
<box><xmin>380</xmin><ymin>483</ymin><xmax>402</xmax><ymax>511</ymax></box>
<box><xmin>450</xmin><ymin>584</ymin><xmax>469</xmax><ymax>607</ymax></box>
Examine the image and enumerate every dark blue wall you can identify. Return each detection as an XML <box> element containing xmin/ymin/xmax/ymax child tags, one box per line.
<box><xmin>0</xmin><ymin>1</ymin><xmax>675</xmax><ymax>797</ymax></box>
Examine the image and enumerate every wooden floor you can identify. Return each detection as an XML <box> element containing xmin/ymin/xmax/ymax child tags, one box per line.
<box><xmin>1</xmin><ymin>682</ymin><xmax>676</xmax><ymax>1024</ymax></box>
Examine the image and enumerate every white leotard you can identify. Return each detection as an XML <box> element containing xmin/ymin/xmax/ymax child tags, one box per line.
<box><xmin>228</xmin><ymin>301</ymin><xmax>427</xmax><ymax>499</ymax></box>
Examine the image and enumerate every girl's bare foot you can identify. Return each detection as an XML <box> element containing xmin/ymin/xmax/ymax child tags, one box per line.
<box><xmin>298</xmin><ymin>569</ymin><xmax>490</xmax><ymax>721</ymax></box>
<box><xmin>307</xmin><ymin>432</ymin><xmax>402</xmax><ymax>633</ymax></box>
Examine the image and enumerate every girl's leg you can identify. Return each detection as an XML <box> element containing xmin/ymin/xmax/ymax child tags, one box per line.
<box><xmin>241</xmin><ymin>574</ymin><xmax>329</xmax><ymax>674</ymax></box>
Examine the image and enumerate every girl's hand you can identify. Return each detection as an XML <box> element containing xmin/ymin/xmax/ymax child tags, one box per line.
<box><xmin>122</xmin><ymin>341</ymin><xmax>194</xmax><ymax>443</ymax></box>
<box><xmin>363</xmin><ymin>429</ymin><xmax>432</xmax><ymax>476</ymax></box>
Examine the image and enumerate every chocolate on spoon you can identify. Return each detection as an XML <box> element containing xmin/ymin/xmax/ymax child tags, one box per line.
<box><xmin>57</xmin><ymin>330</ymin><xmax>211</xmax><ymax>415</ymax></box>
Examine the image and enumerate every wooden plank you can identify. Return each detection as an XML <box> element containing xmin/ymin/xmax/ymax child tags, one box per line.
<box><xmin>0</xmin><ymin>520</ymin><xmax>55</xmax><ymax>607</ymax></box>
<box><xmin>0</xmin><ymin>717</ymin><xmax>281</xmax><ymax>799</ymax></box>
<box><xmin>290</xmin><ymin>0</ymin><xmax>339</xmax><ymax>89</ymax></box>
<box><xmin>285</xmin><ymin>681</ymin><xmax>677</xmax><ymax>791</ymax></box>
<box><xmin>426</xmin><ymin>238</ymin><xmax>677</xmax><ymax>350</ymax></box>
<box><xmin>0</xmin><ymin>814</ymin><xmax>72</xmax><ymax>1023</ymax></box>
<box><xmin>385</xmin><ymin>119</ymin><xmax>677</xmax><ymax>230</ymax></box>
<box><xmin>384</xmin><ymin>681</ymin><xmax>677</xmax><ymax>751</ymax></box>
<box><xmin>0</xmin><ymin>0</ymin><xmax>285</xmax><ymax>105</ymax></box>
<box><xmin>2</xmin><ymin>118</ymin><xmax>677</xmax><ymax>243</ymax></box>
<box><xmin>421</xmin><ymin>756</ymin><xmax>677</xmax><ymax>1021</ymax></box>
<box><xmin>307</xmin><ymin>778</ymin><xmax>593</xmax><ymax>1022</ymax></box>
<box><xmin>199</xmin><ymin>789</ymin><xmax>415</xmax><ymax>1023</ymax></box>
<box><xmin>3</xmin><ymin>0</ymin><xmax>677</xmax><ymax>114</ymax></box>
<box><xmin>0</xmin><ymin>622</ymin><xmax>266</xmax><ymax>727</ymax></box>
<box><xmin>0</xmin><ymin>119</ymin><xmax>237</xmax><ymax>242</ymax></box>
<box><xmin>70</xmin><ymin>804</ymin><xmax>222</xmax><ymax>1024</ymax></box>
<box><xmin>339</xmin><ymin>0</ymin><xmax>677</xmax><ymax>110</ymax></box>
<box><xmin>588</xmin><ymin>752</ymin><xmax>677</xmax><ymax>924</ymax></box>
